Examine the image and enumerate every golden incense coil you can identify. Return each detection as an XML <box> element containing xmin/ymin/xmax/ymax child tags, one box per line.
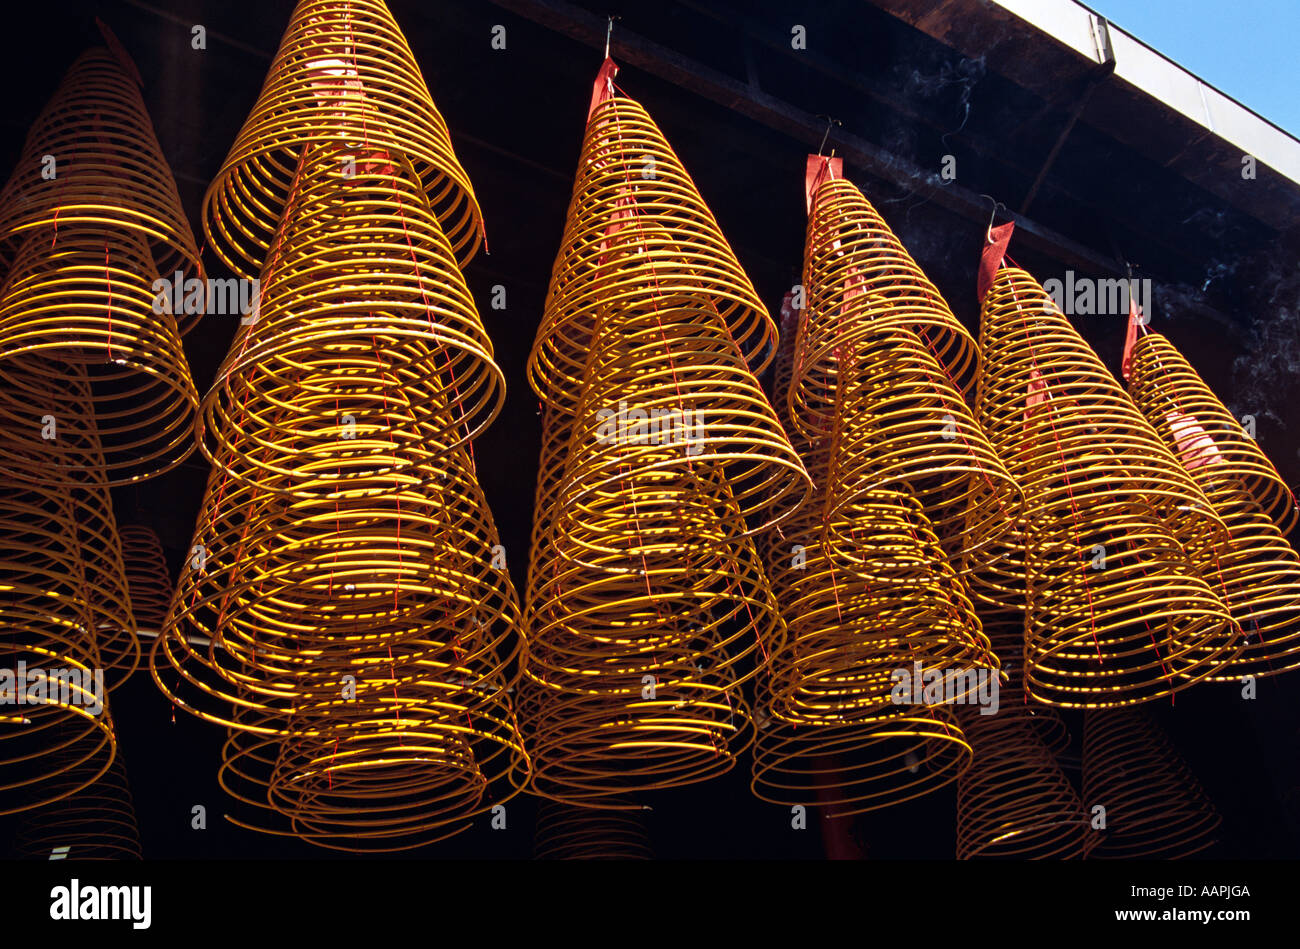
<box><xmin>200</xmin><ymin>140</ymin><xmax>504</xmax><ymax>486</ymax></box>
<box><xmin>0</xmin><ymin>228</ymin><xmax>198</xmax><ymax>486</ymax></box>
<box><xmin>794</xmin><ymin>169</ymin><xmax>979</xmax><ymax>417</ymax></box>
<box><xmin>529</xmin><ymin>70</ymin><xmax>776</xmax><ymax>411</ymax></box>
<box><xmin>0</xmin><ymin>479</ymin><xmax>118</xmax><ymax>816</ymax></box>
<box><xmin>202</xmin><ymin>0</ymin><xmax>483</xmax><ymax>277</ymax></box>
<box><xmin>120</xmin><ymin>525</ymin><xmax>172</xmax><ymax>633</ymax></box>
<box><xmin>955</xmin><ymin>703</ymin><xmax>1091</xmax><ymax>859</ymax></box>
<box><xmin>14</xmin><ymin>743</ymin><xmax>141</xmax><ymax>860</ymax></box>
<box><xmin>1129</xmin><ymin>330</ymin><xmax>1298</xmax><ymax>533</ymax></box>
<box><xmin>1083</xmin><ymin>708</ymin><xmax>1220</xmax><ymax>858</ymax></box>
<box><xmin>0</xmin><ymin>47</ymin><xmax>203</xmax><ymax>332</ymax></box>
<box><xmin>1128</xmin><ymin>331</ymin><xmax>1300</xmax><ymax>678</ymax></box>
<box><xmin>977</xmin><ymin>265</ymin><xmax>1239</xmax><ymax>706</ymax></box>
<box><xmin>980</xmin><ymin>611</ymin><xmax>1071</xmax><ymax>755</ymax></box>
<box><xmin>533</xmin><ymin>800</ymin><xmax>653</xmax><ymax>859</ymax></box>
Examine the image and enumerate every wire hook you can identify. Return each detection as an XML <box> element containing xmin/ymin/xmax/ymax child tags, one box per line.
<box><xmin>816</xmin><ymin>115</ymin><xmax>841</xmax><ymax>156</ymax></box>
<box><xmin>980</xmin><ymin>194</ymin><xmax>1007</xmax><ymax>243</ymax></box>
<box><xmin>605</xmin><ymin>15</ymin><xmax>620</xmax><ymax>59</ymax></box>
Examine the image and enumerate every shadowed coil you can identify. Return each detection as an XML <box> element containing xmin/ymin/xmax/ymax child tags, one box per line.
<box><xmin>15</xmin><ymin>743</ymin><xmax>141</xmax><ymax>860</ymax></box>
<box><xmin>1128</xmin><ymin>331</ymin><xmax>1300</xmax><ymax>678</ymax></box>
<box><xmin>0</xmin><ymin>46</ymin><xmax>203</xmax><ymax>333</ymax></box>
<box><xmin>533</xmin><ymin>800</ymin><xmax>653</xmax><ymax>859</ymax></box>
<box><xmin>202</xmin><ymin>0</ymin><xmax>483</xmax><ymax>277</ymax></box>
<box><xmin>1083</xmin><ymin>709</ymin><xmax>1220</xmax><ymax>858</ymax></box>
<box><xmin>120</xmin><ymin>525</ymin><xmax>171</xmax><ymax>634</ymax></box>
<box><xmin>977</xmin><ymin>265</ymin><xmax>1239</xmax><ymax>706</ymax></box>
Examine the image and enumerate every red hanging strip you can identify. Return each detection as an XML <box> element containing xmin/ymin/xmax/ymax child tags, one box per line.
<box><xmin>977</xmin><ymin>221</ymin><xmax>1015</xmax><ymax>305</ymax></box>
<box><xmin>589</xmin><ymin>57</ymin><xmax>619</xmax><ymax>119</ymax></box>
<box><xmin>1120</xmin><ymin>294</ymin><xmax>1143</xmax><ymax>380</ymax></box>
<box><xmin>804</xmin><ymin>154</ymin><xmax>842</xmax><ymax>215</ymax></box>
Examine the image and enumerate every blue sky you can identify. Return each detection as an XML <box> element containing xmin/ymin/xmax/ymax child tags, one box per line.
<box><xmin>1088</xmin><ymin>0</ymin><xmax>1300</xmax><ymax>136</ymax></box>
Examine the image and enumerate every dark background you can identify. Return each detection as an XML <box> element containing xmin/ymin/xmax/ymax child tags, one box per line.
<box><xmin>1</xmin><ymin>0</ymin><xmax>1298</xmax><ymax>858</ymax></box>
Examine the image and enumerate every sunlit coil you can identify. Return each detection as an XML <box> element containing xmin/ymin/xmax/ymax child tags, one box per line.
<box><xmin>1128</xmin><ymin>331</ymin><xmax>1300</xmax><ymax>678</ymax></box>
<box><xmin>955</xmin><ymin>703</ymin><xmax>1092</xmax><ymax>859</ymax></box>
<box><xmin>533</xmin><ymin>800</ymin><xmax>653</xmax><ymax>859</ymax></box>
<box><xmin>0</xmin><ymin>47</ymin><xmax>203</xmax><ymax>332</ymax></box>
<box><xmin>202</xmin><ymin>0</ymin><xmax>483</xmax><ymax>277</ymax></box>
<box><xmin>977</xmin><ymin>265</ymin><xmax>1239</xmax><ymax>706</ymax></box>
<box><xmin>120</xmin><ymin>525</ymin><xmax>172</xmax><ymax>634</ymax></box>
<box><xmin>793</xmin><ymin>167</ymin><xmax>979</xmax><ymax>421</ymax></box>
<box><xmin>14</xmin><ymin>743</ymin><xmax>141</xmax><ymax>860</ymax></box>
<box><xmin>199</xmin><ymin>141</ymin><xmax>504</xmax><ymax>485</ymax></box>
<box><xmin>529</xmin><ymin>69</ymin><xmax>777</xmax><ymax>412</ymax></box>
<box><xmin>0</xmin><ymin>227</ymin><xmax>198</xmax><ymax>486</ymax></box>
<box><xmin>1083</xmin><ymin>708</ymin><xmax>1220</xmax><ymax>858</ymax></box>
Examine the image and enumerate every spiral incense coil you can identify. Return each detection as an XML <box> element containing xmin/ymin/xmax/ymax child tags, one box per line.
<box><xmin>977</xmin><ymin>266</ymin><xmax>1239</xmax><ymax>705</ymax></box>
<box><xmin>534</xmin><ymin>800</ymin><xmax>653</xmax><ymax>859</ymax></box>
<box><xmin>1127</xmin><ymin>333</ymin><xmax>1300</xmax><ymax>678</ymax></box>
<box><xmin>793</xmin><ymin>170</ymin><xmax>980</xmax><ymax>424</ymax></box>
<box><xmin>202</xmin><ymin>0</ymin><xmax>483</xmax><ymax>278</ymax></box>
<box><xmin>0</xmin><ymin>48</ymin><xmax>203</xmax><ymax>331</ymax></box>
<box><xmin>120</xmin><ymin>525</ymin><xmax>172</xmax><ymax>633</ymax></box>
<box><xmin>529</xmin><ymin>72</ymin><xmax>776</xmax><ymax>410</ymax></box>
<box><xmin>819</xmin><ymin>325</ymin><xmax>1021</xmax><ymax>576</ymax></box>
<box><xmin>519</xmin><ymin>674</ymin><xmax>753</xmax><ymax>809</ymax></box>
<box><xmin>1129</xmin><ymin>330</ymin><xmax>1298</xmax><ymax>534</ymax></box>
<box><xmin>980</xmin><ymin>612</ymin><xmax>1071</xmax><ymax>755</ymax></box>
<box><xmin>955</xmin><ymin>704</ymin><xmax>1091</xmax><ymax>859</ymax></box>
<box><xmin>1083</xmin><ymin>709</ymin><xmax>1220</xmax><ymax>858</ymax></box>
<box><xmin>0</xmin><ymin>480</ymin><xmax>118</xmax><ymax>816</ymax></box>
<box><xmin>0</xmin><ymin>228</ymin><xmax>198</xmax><ymax>486</ymax></box>
<box><xmin>154</xmin><ymin>420</ymin><xmax>525</xmax><ymax>731</ymax></box>
<box><xmin>751</xmin><ymin>703</ymin><xmax>973</xmax><ymax>817</ymax></box>
<box><xmin>15</xmin><ymin>743</ymin><xmax>141</xmax><ymax>860</ymax></box>
<box><xmin>200</xmin><ymin>140</ymin><xmax>504</xmax><ymax>483</ymax></box>
<box><xmin>763</xmin><ymin>486</ymin><xmax>997</xmax><ymax>726</ymax></box>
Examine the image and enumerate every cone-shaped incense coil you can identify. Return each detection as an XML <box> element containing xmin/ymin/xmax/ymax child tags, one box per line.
<box><xmin>955</xmin><ymin>703</ymin><xmax>1091</xmax><ymax>859</ymax></box>
<box><xmin>0</xmin><ymin>477</ymin><xmax>117</xmax><ymax>816</ymax></box>
<box><xmin>794</xmin><ymin>167</ymin><xmax>979</xmax><ymax>415</ymax></box>
<box><xmin>534</xmin><ymin>800</ymin><xmax>653</xmax><ymax>859</ymax></box>
<box><xmin>751</xmin><ymin>703</ymin><xmax>973</xmax><ymax>818</ymax></box>
<box><xmin>200</xmin><ymin>141</ymin><xmax>504</xmax><ymax>490</ymax></box>
<box><xmin>202</xmin><ymin>0</ymin><xmax>482</xmax><ymax>277</ymax></box>
<box><xmin>0</xmin><ymin>47</ymin><xmax>203</xmax><ymax>331</ymax></box>
<box><xmin>120</xmin><ymin>525</ymin><xmax>171</xmax><ymax>633</ymax></box>
<box><xmin>1083</xmin><ymin>709</ymin><xmax>1220</xmax><ymax>858</ymax></box>
<box><xmin>1128</xmin><ymin>332</ymin><xmax>1300</xmax><ymax>678</ymax></box>
<box><xmin>1129</xmin><ymin>330</ymin><xmax>1298</xmax><ymax>534</ymax></box>
<box><xmin>529</xmin><ymin>67</ymin><xmax>775</xmax><ymax>411</ymax></box>
<box><xmin>14</xmin><ymin>744</ymin><xmax>141</xmax><ymax>859</ymax></box>
<box><xmin>154</xmin><ymin>409</ymin><xmax>524</xmax><ymax>732</ymax></box>
<box><xmin>981</xmin><ymin>612</ymin><xmax>1071</xmax><ymax>755</ymax></box>
<box><xmin>818</xmin><ymin>324</ymin><xmax>1021</xmax><ymax>576</ymax></box>
<box><xmin>0</xmin><ymin>229</ymin><xmax>198</xmax><ymax>486</ymax></box>
<box><xmin>977</xmin><ymin>266</ymin><xmax>1238</xmax><ymax>706</ymax></box>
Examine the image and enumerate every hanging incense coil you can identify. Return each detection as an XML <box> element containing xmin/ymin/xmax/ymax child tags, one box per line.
<box><xmin>977</xmin><ymin>266</ymin><xmax>1239</xmax><ymax>706</ymax></box>
<box><xmin>1129</xmin><ymin>330</ymin><xmax>1298</xmax><ymax>534</ymax></box>
<box><xmin>955</xmin><ymin>703</ymin><xmax>1091</xmax><ymax>859</ymax></box>
<box><xmin>120</xmin><ymin>525</ymin><xmax>172</xmax><ymax>634</ymax></box>
<box><xmin>980</xmin><ymin>611</ymin><xmax>1071</xmax><ymax>755</ymax></box>
<box><xmin>534</xmin><ymin>800</ymin><xmax>653</xmax><ymax>859</ymax></box>
<box><xmin>794</xmin><ymin>168</ymin><xmax>979</xmax><ymax>416</ymax></box>
<box><xmin>1083</xmin><ymin>709</ymin><xmax>1220</xmax><ymax>858</ymax></box>
<box><xmin>0</xmin><ymin>228</ymin><xmax>198</xmax><ymax>486</ymax></box>
<box><xmin>0</xmin><ymin>48</ymin><xmax>203</xmax><ymax>332</ymax></box>
<box><xmin>202</xmin><ymin>0</ymin><xmax>483</xmax><ymax>277</ymax></box>
<box><xmin>529</xmin><ymin>71</ymin><xmax>776</xmax><ymax>411</ymax></box>
<box><xmin>751</xmin><ymin>703</ymin><xmax>973</xmax><ymax>818</ymax></box>
<box><xmin>818</xmin><ymin>325</ymin><xmax>1021</xmax><ymax>581</ymax></box>
<box><xmin>0</xmin><ymin>478</ymin><xmax>118</xmax><ymax>816</ymax></box>
<box><xmin>1128</xmin><ymin>331</ymin><xmax>1300</xmax><ymax>678</ymax></box>
<box><xmin>14</xmin><ymin>743</ymin><xmax>141</xmax><ymax>860</ymax></box>
<box><xmin>200</xmin><ymin>141</ymin><xmax>504</xmax><ymax>481</ymax></box>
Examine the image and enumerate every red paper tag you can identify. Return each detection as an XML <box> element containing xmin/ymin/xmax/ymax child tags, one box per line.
<box><xmin>1120</xmin><ymin>295</ymin><xmax>1144</xmax><ymax>380</ymax></box>
<box><xmin>805</xmin><ymin>155</ymin><xmax>842</xmax><ymax>215</ymax></box>
<box><xmin>589</xmin><ymin>58</ymin><xmax>619</xmax><ymax>120</ymax></box>
<box><xmin>978</xmin><ymin>221</ymin><xmax>1015</xmax><ymax>305</ymax></box>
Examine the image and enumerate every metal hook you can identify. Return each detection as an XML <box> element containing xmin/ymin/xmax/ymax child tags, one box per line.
<box><xmin>605</xmin><ymin>15</ymin><xmax>620</xmax><ymax>59</ymax></box>
<box><xmin>816</xmin><ymin>115</ymin><xmax>841</xmax><ymax>156</ymax></box>
<box><xmin>980</xmin><ymin>194</ymin><xmax>1006</xmax><ymax>243</ymax></box>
